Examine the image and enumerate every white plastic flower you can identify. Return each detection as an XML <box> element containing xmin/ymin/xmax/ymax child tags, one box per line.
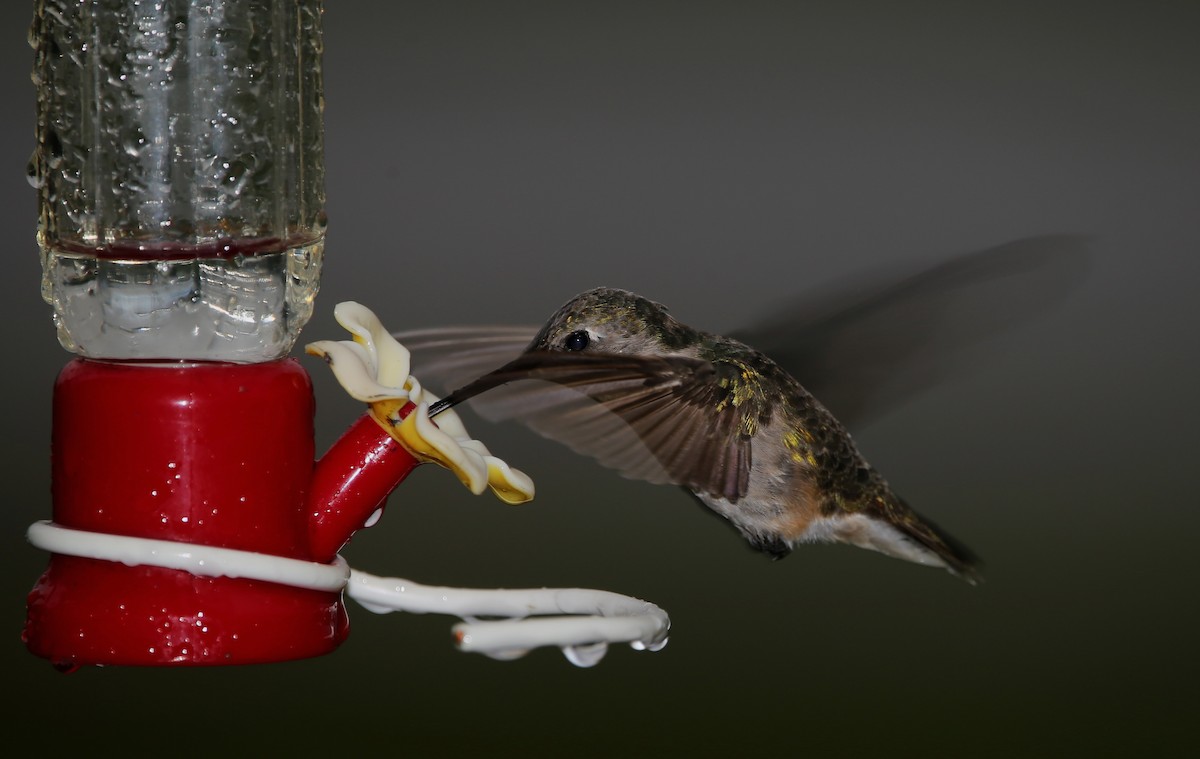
<box><xmin>306</xmin><ymin>302</ymin><xmax>534</xmax><ymax>504</ymax></box>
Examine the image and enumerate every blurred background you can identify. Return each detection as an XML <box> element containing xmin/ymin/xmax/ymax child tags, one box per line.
<box><xmin>2</xmin><ymin>2</ymin><xmax>1196</xmax><ymax>755</ymax></box>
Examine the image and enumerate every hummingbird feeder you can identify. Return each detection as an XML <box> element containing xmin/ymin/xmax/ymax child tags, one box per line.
<box><xmin>23</xmin><ymin>0</ymin><xmax>668</xmax><ymax>670</ymax></box>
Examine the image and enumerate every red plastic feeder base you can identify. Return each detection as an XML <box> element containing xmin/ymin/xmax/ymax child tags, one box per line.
<box><xmin>25</xmin><ymin>359</ymin><xmax>347</xmax><ymax>667</ymax></box>
<box><xmin>26</xmin><ymin>558</ymin><xmax>346</xmax><ymax>668</ymax></box>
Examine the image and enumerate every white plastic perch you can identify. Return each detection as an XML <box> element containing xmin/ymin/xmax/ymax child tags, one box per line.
<box><xmin>25</xmin><ymin>521</ymin><xmax>670</xmax><ymax>667</ymax></box>
<box><xmin>347</xmin><ymin>572</ymin><xmax>669</xmax><ymax>666</ymax></box>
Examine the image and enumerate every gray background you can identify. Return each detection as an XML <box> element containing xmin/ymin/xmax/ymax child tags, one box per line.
<box><xmin>2</xmin><ymin>2</ymin><xmax>1197</xmax><ymax>755</ymax></box>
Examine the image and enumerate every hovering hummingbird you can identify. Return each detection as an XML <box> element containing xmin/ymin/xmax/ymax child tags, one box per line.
<box><xmin>409</xmin><ymin>237</ymin><xmax>1087</xmax><ymax>584</ymax></box>
<box><xmin>426</xmin><ymin>286</ymin><xmax>981</xmax><ymax>582</ymax></box>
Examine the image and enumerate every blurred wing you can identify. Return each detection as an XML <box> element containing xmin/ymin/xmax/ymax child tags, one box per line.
<box><xmin>732</xmin><ymin>235</ymin><xmax>1090</xmax><ymax>429</ymax></box>
<box><xmin>393</xmin><ymin>325</ymin><xmax>538</xmax><ymax>395</ymax></box>
<box><xmin>437</xmin><ymin>352</ymin><xmax>754</xmax><ymax>502</ymax></box>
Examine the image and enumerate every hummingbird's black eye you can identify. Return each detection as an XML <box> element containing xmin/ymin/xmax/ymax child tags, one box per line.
<box><xmin>564</xmin><ymin>330</ymin><xmax>590</xmax><ymax>351</ymax></box>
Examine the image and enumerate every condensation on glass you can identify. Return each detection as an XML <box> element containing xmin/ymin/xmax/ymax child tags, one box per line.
<box><xmin>31</xmin><ymin>0</ymin><xmax>326</xmax><ymax>361</ymax></box>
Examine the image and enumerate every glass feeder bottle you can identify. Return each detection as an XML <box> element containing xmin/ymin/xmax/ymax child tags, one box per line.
<box><xmin>31</xmin><ymin>0</ymin><xmax>326</xmax><ymax>361</ymax></box>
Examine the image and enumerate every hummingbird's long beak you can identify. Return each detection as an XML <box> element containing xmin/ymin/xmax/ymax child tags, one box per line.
<box><xmin>427</xmin><ymin>350</ymin><xmax>679</xmax><ymax>418</ymax></box>
<box><xmin>427</xmin><ymin>370</ymin><xmax>511</xmax><ymax>417</ymax></box>
<box><xmin>426</xmin><ymin>352</ymin><xmax>549</xmax><ymax>417</ymax></box>
<box><xmin>426</xmin><ymin>396</ymin><xmax>455</xmax><ymax>417</ymax></box>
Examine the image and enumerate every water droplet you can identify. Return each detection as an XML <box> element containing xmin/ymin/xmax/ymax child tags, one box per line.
<box><xmin>630</xmin><ymin>636</ymin><xmax>669</xmax><ymax>652</ymax></box>
<box><xmin>217</xmin><ymin>158</ymin><xmax>251</xmax><ymax>196</ymax></box>
<box><xmin>484</xmin><ymin>648</ymin><xmax>530</xmax><ymax>662</ymax></box>
<box><xmin>122</xmin><ymin>135</ymin><xmax>146</xmax><ymax>158</ymax></box>
<box><xmin>562</xmin><ymin>642</ymin><xmax>609</xmax><ymax>668</ymax></box>
<box><xmin>26</xmin><ymin>153</ymin><xmax>44</xmax><ymax>188</ymax></box>
<box><xmin>52</xmin><ymin>660</ymin><xmax>80</xmax><ymax>674</ymax></box>
<box><xmin>363</xmin><ymin>508</ymin><xmax>384</xmax><ymax>528</ymax></box>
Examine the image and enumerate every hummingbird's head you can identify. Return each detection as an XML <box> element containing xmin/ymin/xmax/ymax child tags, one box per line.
<box><xmin>528</xmin><ymin>287</ymin><xmax>698</xmax><ymax>356</ymax></box>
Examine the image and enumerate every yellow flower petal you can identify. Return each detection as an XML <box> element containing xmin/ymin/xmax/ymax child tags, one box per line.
<box><xmin>485</xmin><ymin>457</ymin><xmax>535</xmax><ymax>504</ymax></box>
<box><xmin>306</xmin><ymin>339</ymin><xmax>411</xmax><ymax>403</ymax></box>
<box><xmin>333</xmin><ymin>302</ymin><xmax>412</xmax><ymax>388</ymax></box>
<box><xmin>395</xmin><ymin>404</ymin><xmax>488</xmax><ymax>494</ymax></box>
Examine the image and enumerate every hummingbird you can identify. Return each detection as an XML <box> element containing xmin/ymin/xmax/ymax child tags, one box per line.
<box><xmin>412</xmin><ymin>237</ymin><xmax>1087</xmax><ymax>584</ymax></box>
<box><xmin>425</xmin><ymin>287</ymin><xmax>982</xmax><ymax>582</ymax></box>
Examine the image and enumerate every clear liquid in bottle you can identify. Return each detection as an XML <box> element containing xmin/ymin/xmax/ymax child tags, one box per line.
<box><xmin>41</xmin><ymin>237</ymin><xmax>323</xmax><ymax>362</ymax></box>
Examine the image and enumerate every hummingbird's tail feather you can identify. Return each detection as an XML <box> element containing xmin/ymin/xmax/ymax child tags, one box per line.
<box><xmin>892</xmin><ymin>509</ymin><xmax>983</xmax><ymax>584</ymax></box>
<box><xmin>805</xmin><ymin>501</ymin><xmax>982</xmax><ymax>584</ymax></box>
